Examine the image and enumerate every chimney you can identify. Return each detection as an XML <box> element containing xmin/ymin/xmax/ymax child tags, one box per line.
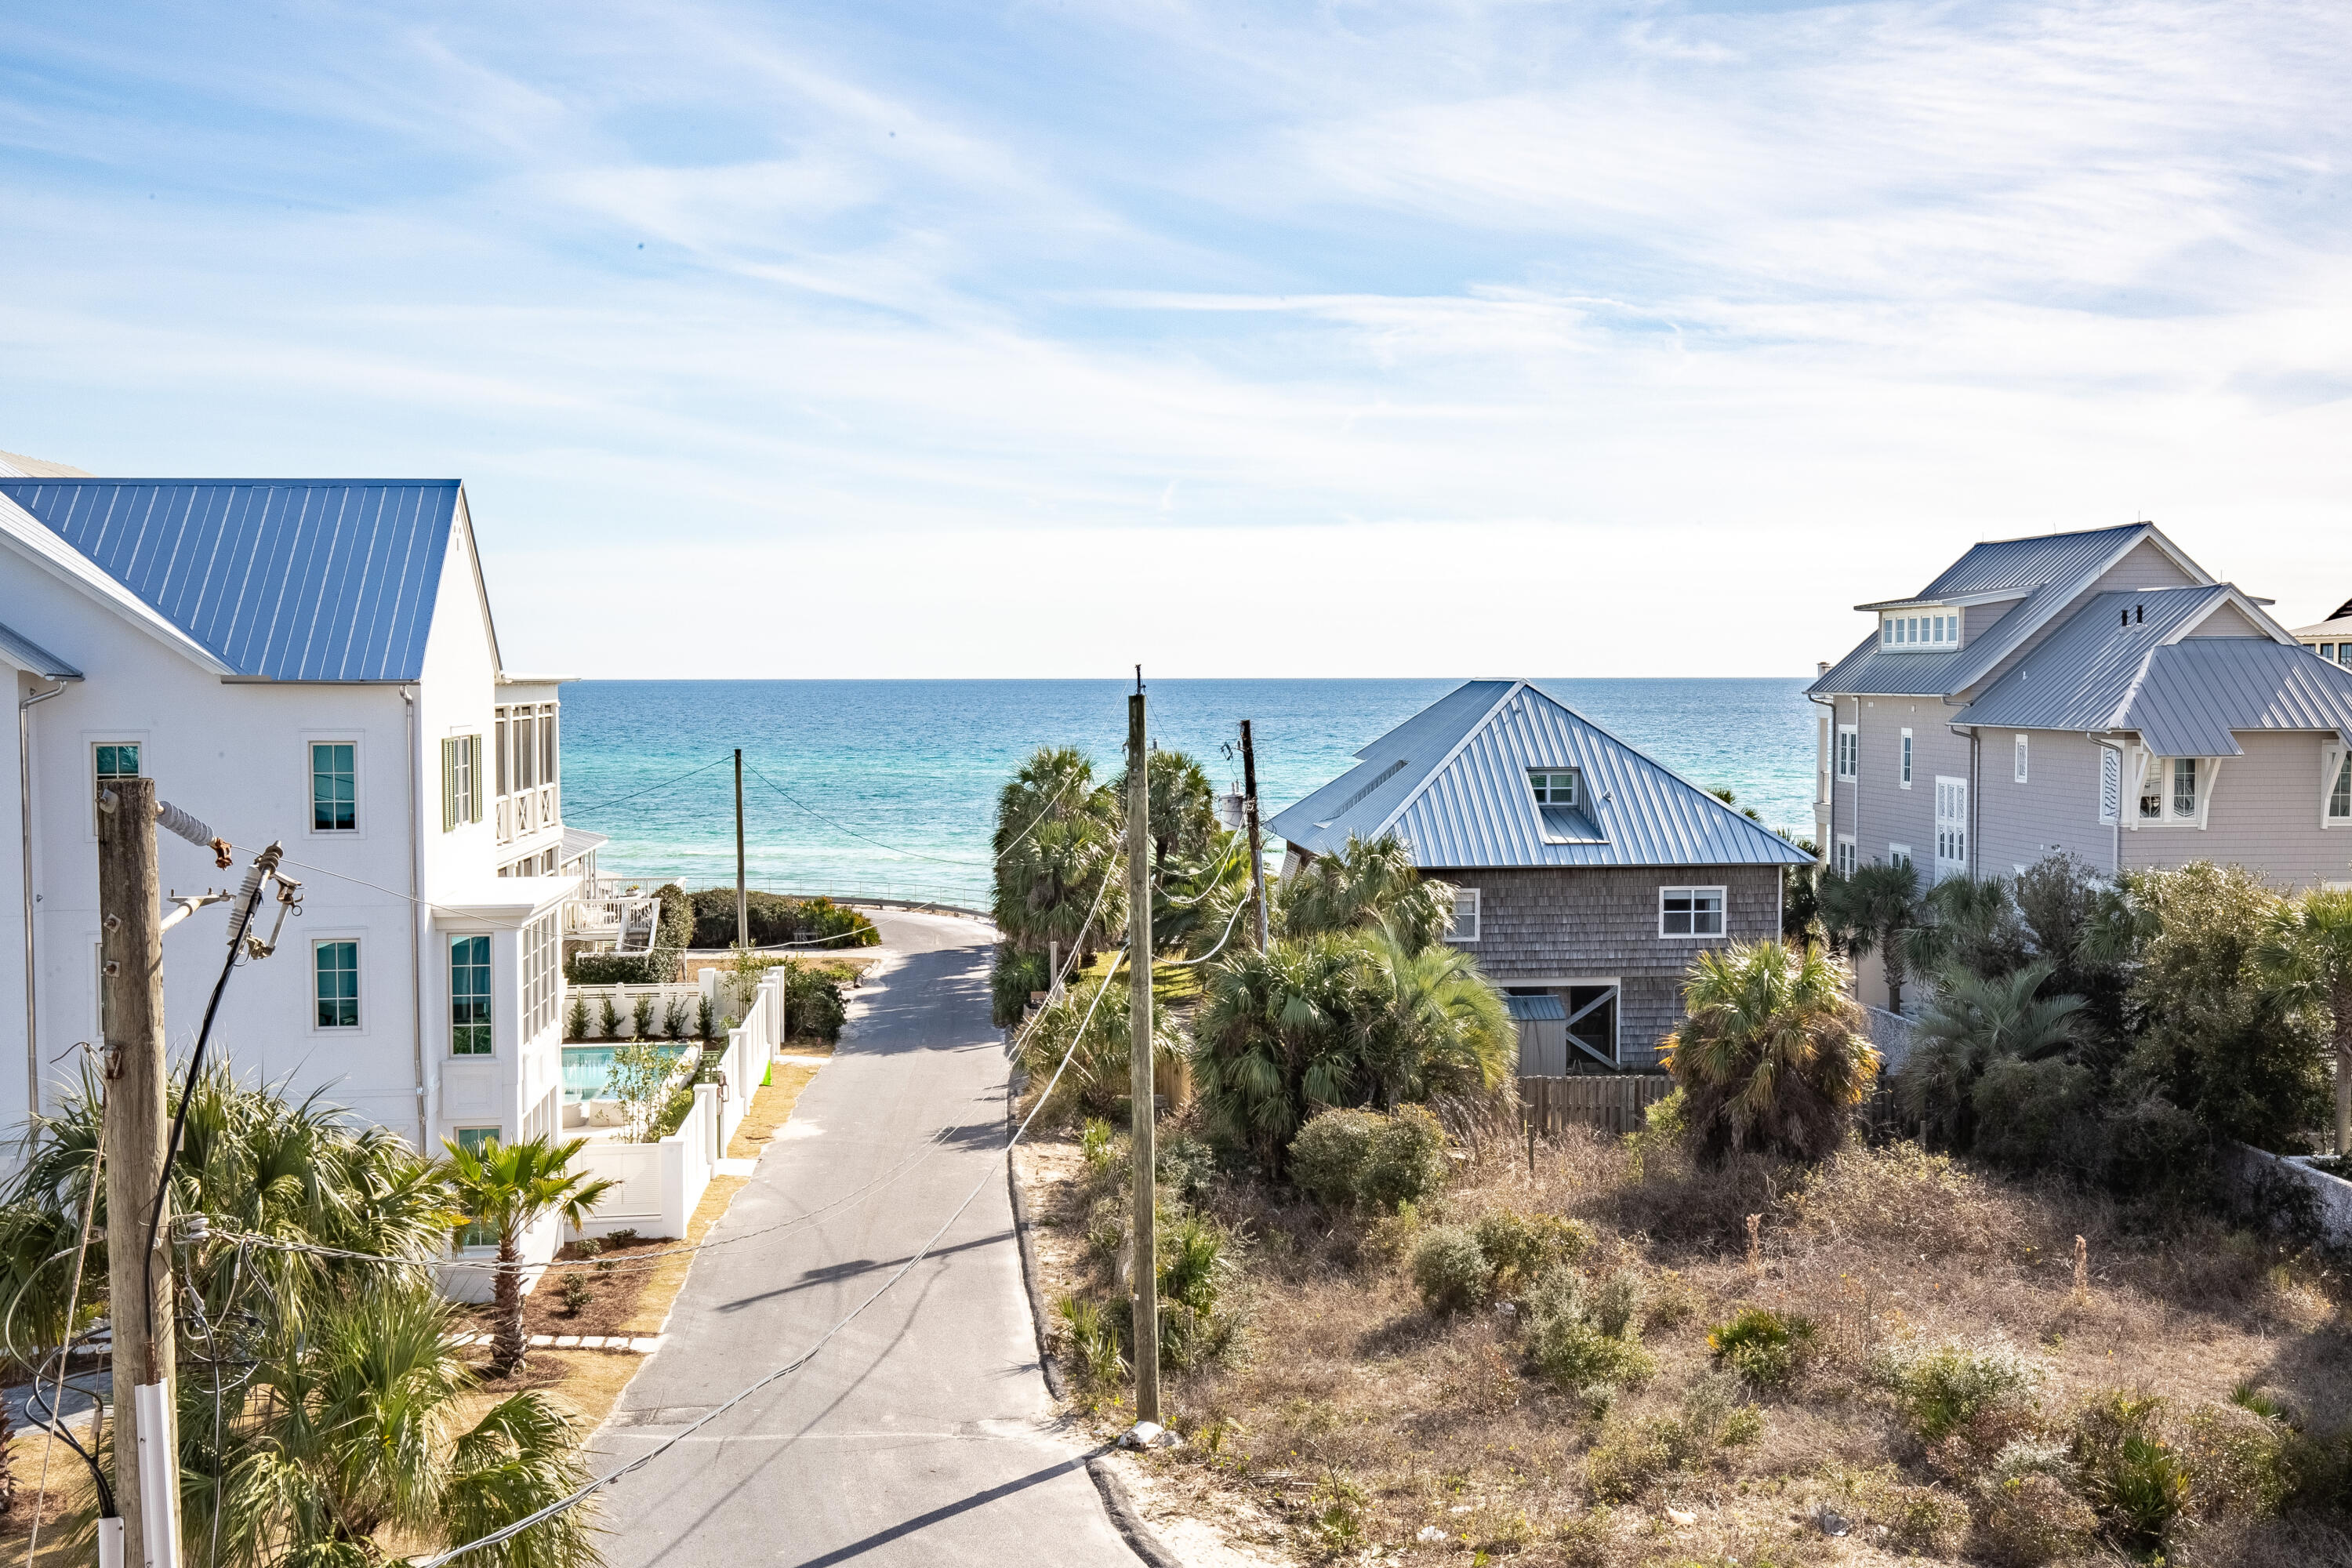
<box><xmin>1817</xmin><ymin>661</ymin><xmax>1830</xmax><ymax>677</ymax></box>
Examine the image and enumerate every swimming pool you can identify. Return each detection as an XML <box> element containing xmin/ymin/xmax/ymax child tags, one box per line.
<box><xmin>561</xmin><ymin>1044</ymin><xmax>690</xmax><ymax>1102</ymax></box>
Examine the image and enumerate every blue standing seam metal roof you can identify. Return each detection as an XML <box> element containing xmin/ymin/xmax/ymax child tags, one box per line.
<box><xmin>0</xmin><ymin>619</ymin><xmax>82</xmax><ymax>680</ymax></box>
<box><xmin>1809</xmin><ymin>524</ymin><xmax>2212</xmax><ymax>702</ymax></box>
<box><xmin>1953</xmin><ymin>586</ymin><xmax>2236</xmax><ymax>734</ymax></box>
<box><xmin>1266</xmin><ymin>680</ymin><xmax>1812</xmax><ymax>870</ymax></box>
<box><xmin>2121</xmin><ymin>641</ymin><xmax>2352</xmax><ymax>757</ymax></box>
<box><xmin>1504</xmin><ymin>993</ymin><xmax>1567</xmax><ymax>1021</ymax></box>
<box><xmin>0</xmin><ymin>480</ymin><xmax>461</xmax><ymax>682</ymax></box>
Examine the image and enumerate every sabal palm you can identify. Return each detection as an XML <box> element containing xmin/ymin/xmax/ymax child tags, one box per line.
<box><xmin>1903</xmin><ymin>875</ymin><xmax>2029</xmax><ymax>985</ymax></box>
<box><xmin>2254</xmin><ymin>888</ymin><xmax>2352</xmax><ymax>1153</ymax></box>
<box><xmin>1820</xmin><ymin>861</ymin><xmax>1925</xmax><ymax>1013</ymax></box>
<box><xmin>993</xmin><ymin>747</ymin><xmax>1122</xmax><ymax>958</ymax></box>
<box><xmin>1900</xmin><ymin>961</ymin><xmax>2085</xmax><ymax>1149</ymax></box>
<box><xmin>443</xmin><ymin>1136</ymin><xmax>615</xmax><ymax>1375</ymax></box>
<box><xmin>187</xmin><ymin>1274</ymin><xmax>597</xmax><ymax>1568</ymax></box>
<box><xmin>1014</xmin><ymin>969</ymin><xmax>1185</xmax><ymax>1116</ymax></box>
<box><xmin>1192</xmin><ymin>934</ymin><xmax>1377</xmax><ymax>1172</ymax></box>
<box><xmin>1112</xmin><ymin>748</ymin><xmax>1219</xmax><ymax>876</ymax></box>
<box><xmin>1352</xmin><ymin>927</ymin><xmax>1513</xmax><ymax>1108</ymax></box>
<box><xmin>1662</xmin><ymin>939</ymin><xmax>1877</xmax><ymax>1163</ymax></box>
<box><xmin>1276</xmin><ymin>833</ymin><xmax>1453</xmax><ymax>951</ymax></box>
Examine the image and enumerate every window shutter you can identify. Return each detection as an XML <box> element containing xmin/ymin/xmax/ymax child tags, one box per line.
<box><xmin>441</xmin><ymin>739</ymin><xmax>456</xmax><ymax>833</ymax></box>
<box><xmin>470</xmin><ymin>737</ymin><xmax>484</xmax><ymax>822</ymax></box>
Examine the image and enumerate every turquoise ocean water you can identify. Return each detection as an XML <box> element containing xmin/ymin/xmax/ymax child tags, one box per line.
<box><xmin>558</xmin><ymin>679</ymin><xmax>1817</xmax><ymax>909</ymax></box>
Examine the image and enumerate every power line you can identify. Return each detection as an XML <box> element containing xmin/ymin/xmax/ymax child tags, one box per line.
<box><xmin>562</xmin><ymin>755</ymin><xmax>734</xmax><ymax>816</ymax></box>
<box><xmin>743</xmin><ymin>763</ymin><xmax>987</xmax><ymax>866</ymax></box>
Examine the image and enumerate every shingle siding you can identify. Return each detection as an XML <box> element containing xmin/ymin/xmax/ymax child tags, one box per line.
<box><xmin>2122</xmin><ymin>731</ymin><xmax>2352</xmax><ymax>889</ymax></box>
<box><xmin>1978</xmin><ymin>730</ymin><xmax>2116</xmax><ymax>875</ymax></box>
<box><xmin>1437</xmin><ymin>864</ymin><xmax>1784</xmax><ymax>1066</ymax></box>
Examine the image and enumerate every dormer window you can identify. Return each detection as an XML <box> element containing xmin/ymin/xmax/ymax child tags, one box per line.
<box><xmin>1881</xmin><ymin>610</ymin><xmax>1960</xmax><ymax>651</ymax></box>
<box><xmin>1528</xmin><ymin>769</ymin><xmax>1581</xmax><ymax>808</ymax></box>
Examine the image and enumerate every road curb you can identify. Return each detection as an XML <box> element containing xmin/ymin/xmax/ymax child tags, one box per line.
<box><xmin>1005</xmin><ymin>1066</ymin><xmax>1187</xmax><ymax>1568</ymax></box>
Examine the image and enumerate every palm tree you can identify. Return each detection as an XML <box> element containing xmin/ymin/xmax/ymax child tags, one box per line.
<box><xmin>992</xmin><ymin>746</ymin><xmax>1123</xmax><ymax>963</ymax></box>
<box><xmin>1903</xmin><ymin>874</ymin><xmax>2030</xmax><ymax>985</ymax></box>
<box><xmin>1818</xmin><ymin>860</ymin><xmax>1925</xmax><ymax>1013</ymax></box>
<box><xmin>187</xmin><ymin>1274</ymin><xmax>599</xmax><ymax>1567</ymax></box>
<box><xmin>1351</xmin><ymin>926</ymin><xmax>1514</xmax><ymax>1108</ymax></box>
<box><xmin>1276</xmin><ymin>833</ymin><xmax>1453</xmax><ymax>951</ymax></box>
<box><xmin>1192</xmin><ymin>934</ymin><xmax>1378</xmax><ymax>1173</ymax></box>
<box><xmin>2255</xmin><ymin>887</ymin><xmax>2352</xmax><ymax>1154</ymax></box>
<box><xmin>444</xmin><ymin>1135</ymin><xmax>616</xmax><ymax>1376</ymax></box>
<box><xmin>1661</xmin><ymin>939</ymin><xmax>1878</xmax><ymax>1163</ymax></box>
<box><xmin>1113</xmin><ymin>748</ymin><xmax>1219</xmax><ymax>877</ymax></box>
<box><xmin>1899</xmin><ymin>961</ymin><xmax>2085</xmax><ymax>1149</ymax></box>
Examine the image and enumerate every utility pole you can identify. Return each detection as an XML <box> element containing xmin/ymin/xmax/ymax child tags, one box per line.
<box><xmin>1127</xmin><ymin>670</ymin><xmax>1159</xmax><ymax>1425</ymax></box>
<box><xmin>97</xmin><ymin>777</ymin><xmax>175</xmax><ymax>1568</ymax></box>
<box><xmin>1240</xmin><ymin>720</ymin><xmax>1269</xmax><ymax>953</ymax></box>
<box><xmin>734</xmin><ymin>749</ymin><xmax>749</xmax><ymax>951</ymax></box>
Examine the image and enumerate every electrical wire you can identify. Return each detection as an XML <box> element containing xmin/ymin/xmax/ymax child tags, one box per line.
<box><xmin>411</xmin><ymin>942</ymin><xmax>1129</xmax><ymax>1568</ymax></box>
<box><xmin>561</xmin><ymin>756</ymin><xmax>734</xmax><ymax>816</ymax></box>
<box><xmin>1158</xmin><ymin>884</ymin><xmax>1254</xmax><ymax>969</ymax></box>
<box><xmin>743</xmin><ymin>763</ymin><xmax>987</xmax><ymax>866</ymax></box>
<box><xmin>25</xmin><ymin>1141</ymin><xmax>105</xmax><ymax>1563</ymax></box>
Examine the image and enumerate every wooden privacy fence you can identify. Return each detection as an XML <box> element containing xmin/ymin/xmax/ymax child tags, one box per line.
<box><xmin>1518</xmin><ymin>1075</ymin><xmax>1675</xmax><ymax>1137</ymax></box>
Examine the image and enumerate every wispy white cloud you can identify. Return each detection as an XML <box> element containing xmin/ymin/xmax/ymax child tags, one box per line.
<box><xmin>0</xmin><ymin>0</ymin><xmax>2347</xmax><ymax>676</ymax></box>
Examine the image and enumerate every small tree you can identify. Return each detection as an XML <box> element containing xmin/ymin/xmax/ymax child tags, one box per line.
<box><xmin>2255</xmin><ymin>887</ymin><xmax>2352</xmax><ymax>1153</ymax></box>
<box><xmin>606</xmin><ymin>1040</ymin><xmax>673</xmax><ymax>1143</ymax></box>
<box><xmin>598</xmin><ymin>993</ymin><xmax>622</xmax><ymax>1040</ymax></box>
<box><xmin>1900</xmin><ymin>962</ymin><xmax>2085</xmax><ymax>1150</ymax></box>
<box><xmin>565</xmin><ymin>993</ymin><xmax>590</xmax><ymax>1042</ymax></box>
<box><xmin>1820</xmin><ymin>861</ymin><xmax>1926</xmax><ymax>1013</ymax></box>
<box><xmin>631</xmin><ymin>991</ymin><xmax>656</xmax><ymax>1040</ymax></box>
<box><xmin>441</xmin><ymin>1135</ymin><xmax>615</xmax><ymax>1376</ymax></box>
<box><xmin>1663</xmin><ymin>939</ymin><xmax>1877</xmax><ymax>1163</ymax></box>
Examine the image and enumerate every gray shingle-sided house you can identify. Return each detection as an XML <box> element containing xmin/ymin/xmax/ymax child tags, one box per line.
<box><xmin>1265</xmin><ymin>680</ymin><xmax>1813</xmax><ymax>1072</ymax></box>
<box><xmin>1809</xmin><ymin>523</ymin><xmax>2352</xmax><ymax>1008</ymax></box>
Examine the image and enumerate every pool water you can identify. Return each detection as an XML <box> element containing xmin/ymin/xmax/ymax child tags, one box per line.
<box><xmin>561</xmin><ymin>1044</ymin><xmax>690</xmax><ymax>1102</ymax></box>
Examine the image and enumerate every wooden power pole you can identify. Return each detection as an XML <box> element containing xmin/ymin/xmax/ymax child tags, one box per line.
<box><xmin>1240</xmin><ymin>720</ymin><xmax>1269</xmax><ymax>953</ymax></box>
<box><xmin>97</xmin><ymin>777</ymin><xmax>176</xmax><ymax>1567</ymax></box>
<box><xmin>1127</xmin><ymin>675</ymin><xmax>1159</xmax><ymax>1425</ymax></box>
<box><xmin>734</xmin><ymin>749</ymin><xmax>749</xmax><ymax>951</ymax></box>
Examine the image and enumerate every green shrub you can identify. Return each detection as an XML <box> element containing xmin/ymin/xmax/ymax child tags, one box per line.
<box><xmin>1057</xmin><ymin>1294</ymin><xmax>1127</xmax><ymax>1386</ymax></box>
<box><xmin>598</xmin><ymin>995</ymin><xmax>622</xmax><ymax>1040</ymax></box>
<box><xmin>1156</xmin><ymin>1132</ymin><xmax>1218</xmax><ymax>1205</ymax></box>
<box><xmin>1707</xmin><ymin>1307</ymin><xmax>1817</xmax><ymax>1388</ymax></box>
<box><xmin>992</xmin><ymin>947</ymin><xmax>1051</xmax><ymax>1029</ymax></box>
<box><xmin>662</xmin><ymin>995</ymin><xmax>691</xmax><ymax>1041</ymax></box>
<box><xmin>632</xmin><ymin>993</ymin><xmax>656</xmax><ymax>1040</ymax></box>
<box><xmin>565</xmin><ymin>995</ymin><xmax>590</xmax><ymax>1042</ymax></box>
<box><xmin>1876</xmin><ymin>1336</ymin><xmax>2042</xmax><ymax>1442</ymax></box>
<box><xmin>1584</xmin><ymin>1377</ymin><xmax>1759</xmax><ymax>1500</ymax></box>
<box><xmin>1972</xmin><ymin>1056</ymin><xmax>2099</xmax><ymax>1173</ymax></box>
<box><xmin>697</xmin><ymin>994</ymin><xmax>717</xmax><ymax>1040</ymax></box>
<box><xmin>1472</xmin><ymin>1210</ymin><xmax>1590</xmax><ymax>1297</ymax></box>
<box><xmin>557</xmin><ymin>1273</ymin><xmax>592</xmax><ymax>1316</ymax></box>
<box><xmin>1080</xmin><ymin>1118</ymin><xmax>1115</xmax><ymax>1167</ymax></box>
<box><xmin>1830</xmin><ymin>1468</ymin><xmax>1969</xmax><ymax>1556</ymax></box>
<box><xmin>1156</xmin><ymin>1213</ymin><xmax>1245</xmax><ymax>1372</ymax></box>
<box><xmin>689</xmin><ymin>887</ymin><xmax>878</xmax><ymax>950</ymax></box>
<box><xmin>2180</xmin><ymin>1401</ymin><xmax>2290</xmax><ymax>1520</ymax></box>
<box><xmin>1412</xmin><ymin>1225</ymin><xmax>1494</xmax><ymax>1313</ymax></box>
<box><xmin>1287</xmin><ymin>1105</ymin><xmax>1450</xmax><ymax>1211</ymax></box>
<box><xmin>1589</xmin><ymin>1272</ymin><xmax>1642</xmax><ymax>1339</ymax></box>
<box><xmin>782</xmin><ymin>959</ymin><xmax>850</xmax><ymax>1042</ymax></box>
<box><xmin>1290</xmin><ymin>1109</ymin><xmax>1381</xmax><ymax>1207</ymax></box>
<box><xmin>2071</xmin><ymin>1391</ymin><xmax>2191</xmax><ymax>1553</ymax></box>
<box><xmin>1522</xmin><ymin>1268</ymin><xmax>1653</xmax><ymax>1397</ymax></box>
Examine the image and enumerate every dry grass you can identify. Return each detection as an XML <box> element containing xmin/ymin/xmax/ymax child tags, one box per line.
<box><xmin>0</xmin><ymin>1428</ymin><xmax>104</xmax><ymax>1566</ymax></box>
<box><xmin>729</xmin><ymin>1062</ymin><xmax>821</xmax><ymax>1157</ymax></box>
<box><xmin>1018</xmin><ymin>1119</ymin><xmax>2352</xmax><ymax>1566</ymax></box>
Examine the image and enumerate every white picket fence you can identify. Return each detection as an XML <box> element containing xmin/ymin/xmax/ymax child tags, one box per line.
<box><xmin>572</xmin><ymin>967</ymin><xmax>786</xmax><ymax>1242</ymax></box>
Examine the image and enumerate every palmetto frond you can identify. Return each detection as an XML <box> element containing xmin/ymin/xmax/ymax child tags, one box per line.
<box><xmin>1661</xmin><ymin>940</ymin><xmax>1876</xmax><ymax>1163</ymax></box>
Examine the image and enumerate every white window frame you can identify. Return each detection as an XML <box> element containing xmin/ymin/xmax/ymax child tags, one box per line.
<box><xmin>2014</xmin><ymin>734</ymin><xmax>2029</xmax><ymax>784</ymax></box>
<box><xmin>2130</xmin><ymin>747</ymin><xmax>2218</xmax><ymax>829</ymax></box>
<box><xmin>1933</xmin><ymin>775</ymin><xmax>1969</xmax><ymax>880</ymax></box>
<box><xmin>311</xmin><ymin>935</ymin><xmax>364</xmax><ymax>1033</ymax></box>
<box><xmin>1889</xmin><ymin>844</ymin><xmax>1912</xmax><ymax>871</ymax></box>
<box><xmin>1899</xmin><ymin>728</ymin><xmax>1913</xmax><ymax>788</ymax></box>
<box><xmin>304</xmin><ymin>734</ymin><xmax>364</xmax><ymax>837</ymax></box>
<box><xmin>1659</xmin><ymin>885</ymin><xmax>1727</xmax><ymax>939</ymax></box>
<box><xmin>521</xmin><ymin>911</ymin><xmax>560</xmax><ymax>1042</ymax></box>
<box><xmin>1835</xmin><ymin>725</ymin><xmax>1857</xmax><ymax>781</ymax></box>
<box><xmin>2323</xmin><ymin>742</ymin><xmax>2352</xmax><ymax>829</ymax></box>
<box><xmin>442</xmin><ymin>734</ymin><xmax>481</xmax><ymax>833</ymax></box>
<box><xmin>1526</xmin><ymin>768</ymin><xmax>1581</xmax><ymax>808</ymax></box>
<box><xmin>1880</xmin><ymin>610</ymin><xmax>1959</xmax><ymax>651</ymax></box>
<box><xmin>88</xmin><ymin>735</ymin><xmax>147</xmax><ymax>837</ymax></box>
<box><xmin>1834</xmin><ymin>835</ymin><xmax>1857</xmax><ymax>877</ymax></box>
<box><xmin>1445</xmin><ymin>887</ymin><xmax>1481</xmax><ymax>944</ymax></box>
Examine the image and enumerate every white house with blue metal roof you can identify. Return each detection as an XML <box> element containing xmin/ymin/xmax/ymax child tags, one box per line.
<box><xmin>1268</xmin><ymin>680</ymin><xmax>1813</xmax><ymax>1071</ymax></box>
<box><xmin>1809</xmin><ymin>523</ymin><xmax>2352</xmax><ymax>1008</ymax></box>
<box><xmin>0</xmin><ymin>457</ymin><xmax>591</xmax><ymax>1225</ymax></box>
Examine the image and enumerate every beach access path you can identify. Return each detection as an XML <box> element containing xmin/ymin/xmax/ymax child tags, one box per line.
<box><xmin>583</xmin><ymin>908</ymin><xmax>1138</xmax><ymax>1566</ymax></box>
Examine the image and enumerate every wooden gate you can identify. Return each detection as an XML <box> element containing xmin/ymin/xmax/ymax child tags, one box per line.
<box><xmin>1518</xmin><ymin>1075</ymin><xmax>1674</xmax><ymax>1137</ymax></box>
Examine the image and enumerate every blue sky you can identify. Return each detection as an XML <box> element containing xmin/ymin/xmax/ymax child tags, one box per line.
<box><xmin>3</xmin><ymin>1</ymin><xmax>2347</xmax><ymax>677</ymax></box>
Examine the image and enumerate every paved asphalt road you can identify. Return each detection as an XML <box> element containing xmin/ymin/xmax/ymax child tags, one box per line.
<box><xmin>585</xmin><ymin>910</ymin><xmax>1135</xmax><ymax>1566</ymax></box>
